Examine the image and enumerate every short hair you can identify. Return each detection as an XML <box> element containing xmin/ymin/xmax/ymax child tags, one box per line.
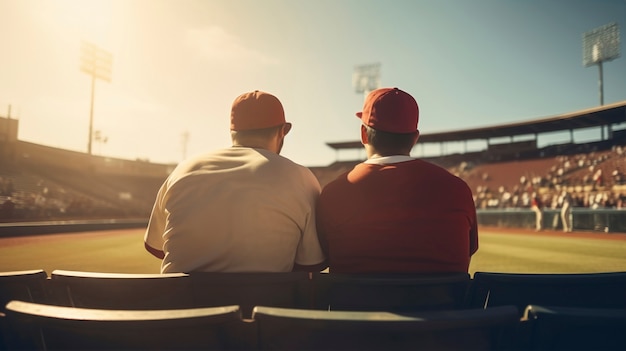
<box><xmin>364</xmin><ymin>125</ymin><xmax>417</xmax><ymax>156</ymax></box>
<box><xmin>231</xmin><ymin>124</ymin><xmax>283</xmax><ymax>144</ymax></box>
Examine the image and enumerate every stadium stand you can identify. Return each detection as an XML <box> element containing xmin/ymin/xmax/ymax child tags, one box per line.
<box><xmin>0</xmin><ymin>140</ymin><xmax>168</xmax><ymax>223</ymax></box>
<box><xmin>311</xmin><ymin>272</ymin><xmax>471</xmax><ymax>312</ymax></box>
<box><xmin>1</xmin><ymin>102</ymin><xmax>626</xmax><ymax>231</ymax></box>
<box><xmin>522</xmin><ymin>305</ymin><xmax>626</xmax><ymax>351</ymax></box>
<box><xmin>252</xmin><ymin>305</ymin><xmax>520</xmax><ymax>351</ymax></box>
<box><xmin>3</xmin><ymin>300</ymin><xmax>242</xmax><ymax>350</ymax></box>
<box><xmin>466</xmin><ymin>271</ymin><xmax>626</xmax><ymax>317</ymax></box>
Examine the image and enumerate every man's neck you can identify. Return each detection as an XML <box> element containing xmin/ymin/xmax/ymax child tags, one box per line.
<box><xmin>365</xmin><ymin>155</ymin><xmax>414</xmax><ymax>164</ymax></box>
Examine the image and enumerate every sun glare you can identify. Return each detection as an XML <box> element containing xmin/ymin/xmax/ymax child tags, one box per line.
<box><xmin>37</xmin><ymin>0</ymin><xmax>115</xmax><ymax>44</ymax></box>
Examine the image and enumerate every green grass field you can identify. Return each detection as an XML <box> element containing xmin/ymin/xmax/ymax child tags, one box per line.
<box><xmin>1</xmin><ymin>227</ymin><xmax>626</xmax><ymax>275</ymax></box>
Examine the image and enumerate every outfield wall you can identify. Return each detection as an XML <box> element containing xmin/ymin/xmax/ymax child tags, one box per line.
<box><xmin>477</xmin><ymin>208</ymin><xmax>626</xmax><ymax>233</ymax></box>
<box><xmin>0</xmin><ymin>218</ymin><xmax>148</xmax><ymax>237</ymax></box>
<box><xmin>1</xmin><ymin>209</ymin><xmax>625</xmax><ymax>237</ymax></box>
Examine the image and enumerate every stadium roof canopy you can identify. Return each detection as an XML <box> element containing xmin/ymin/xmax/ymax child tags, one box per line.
<box><xmin>326</xmin><ymin>100</ymin><xmax>626</xmax><ymax>150</ymax></box>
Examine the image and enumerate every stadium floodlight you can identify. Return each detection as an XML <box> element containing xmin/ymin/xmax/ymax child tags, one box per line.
<box><xmin>181</xmin><ymin>131</ymin><xmax>190</xmax><ymax>161</ymax></box>
<box><xmin>353</xmin><ymin>63</ymin><xmax>381</xmax><ymax>99</ymax></box>
<box><xmin>582</xmin><ymin>22</ymin><xmax>621</xmax><ymax>106</ymax></box>
<box><xmin>80</xmin><ymin>41</ymin><xmax>112</xmax><ymax>155</ymax></box>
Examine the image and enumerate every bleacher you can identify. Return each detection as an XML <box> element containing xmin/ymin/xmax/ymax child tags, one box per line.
<box><xmin>2</xmin><ymin>128</ymin><xmax>626</xmax><ymax>224</ymax></box>
<box><xmin>1</xmin><ymin>269</ymin><xmax>625</xmax><ymax>350</ymax></box>
<box><xmin>0</xmin><ymin>143</ymin><xmax>167</xmax><ymax>222</ymax></box>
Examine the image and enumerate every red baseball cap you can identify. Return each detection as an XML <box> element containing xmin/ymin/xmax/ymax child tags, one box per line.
<box><xmin>230</xmin><ymin>90</ymin><xmax>286</xmax><ymax>131</ymax></box>
<box><xmin>356</xmin><ymin>87</ymin><xmax>419</xmax><ymax>133</ymax></box>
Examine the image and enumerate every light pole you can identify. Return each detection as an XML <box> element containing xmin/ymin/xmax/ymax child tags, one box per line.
<box><xmin>352</xmin><ymin>63</ymin><xmax>381</xmax><ymax>160</ymax></box>
<box><xmin>181</xmin><ymin>131</ymin><xmax>190</xmax><ymax>161</ymax></box>
<box><xmin>583</xmin><ymin>23</ymin><xmax>621</xmax><ymax>106</ymax></box>
<box><xmin>80</xmin><ymin>41</ymin><xmax>112</xmax><ymax>155</ymax></box>
<box><xmin>93</xmin><ymin>130</ymin><xmax>108</xmax><ymax>155</ymax></box>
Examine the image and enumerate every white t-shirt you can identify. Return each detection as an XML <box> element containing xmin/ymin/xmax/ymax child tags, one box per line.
<box><xmin>144</xmin><ymin>147</ymin><xmax>325</xmax><ymax>273</ymax></box>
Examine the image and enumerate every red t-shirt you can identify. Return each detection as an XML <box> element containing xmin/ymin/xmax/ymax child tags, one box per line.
<box><xmin>316</xmin><ymin>159</ymin><xmax>478</xmax><ymax>273</ymax></box>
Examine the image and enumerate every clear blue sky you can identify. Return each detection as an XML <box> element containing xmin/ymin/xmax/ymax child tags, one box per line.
<box><xmin>0</xmin><ymin>0</ymin><xmax>624</xmax><ymax>166</ymax></box>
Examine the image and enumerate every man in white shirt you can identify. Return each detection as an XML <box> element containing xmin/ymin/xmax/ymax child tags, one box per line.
<box><xmin>144</xmin><ymin>90</ymin><xmax>327</xmax><ymax>273</ymax></box>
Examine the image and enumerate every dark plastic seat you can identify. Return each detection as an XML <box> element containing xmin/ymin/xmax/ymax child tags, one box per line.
<box><xmin>253</xmin><ymin>305</ymin><xmax>520</xmax><ymax>351</ymax></box>
<box><xmin>523</xmin><ymin>305</ymin><xmax>626</xmax><ymax>351</ymax></box>
<box><xmin>0</xmin><ymin>269</ymin><xmax>49</xmax><ymax>351</ymax></box>
<box><xmin>48</xmin><ymin>269</ymin><xmax>193</xmax><ymax>309</ymax></box>
<box><xmin>3</xmin><ymin>300</ymin><xmax>242</xmax><ymax>350</ymax></box>
<box><xmin>466</xmin><ymin>271</ymin><xmax>626</xmax><ymax>316</ymax></box>
<box><xmin>188</xmin><ymin>271</ymin><xmax>313</xmax><ymax>318</ymax></box>
<box><xmin>0</xmin><ymin>269</ymin><xmax>49</xmax><ymax>309</ymax></box>
<box><xmin>312</xmin><ymin>272</ymin><xmax>471</xmax><ymax>311</ymax></box>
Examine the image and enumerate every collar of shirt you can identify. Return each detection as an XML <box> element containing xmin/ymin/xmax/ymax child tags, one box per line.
<box><xmin>364</xmin><ymin>155</ymin><xmax>414</xmax><ymax>165</ymax></box>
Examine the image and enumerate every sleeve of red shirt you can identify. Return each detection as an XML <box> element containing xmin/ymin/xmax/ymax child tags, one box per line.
<box><xmin>469</xmin><ymin>194</ymin><xmax>479</xmax><ymax>256</ymax></box>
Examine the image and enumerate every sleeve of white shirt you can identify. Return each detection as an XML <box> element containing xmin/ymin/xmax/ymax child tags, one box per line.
<box><xmin>293</xmin><ymin>168</ymin><xmax>326</xmax><ymax>266</ymax></box>
<box><xmin>144</xmin><ymin>182</ymin><xmax>167</xmax><ymax>251</ymax></box>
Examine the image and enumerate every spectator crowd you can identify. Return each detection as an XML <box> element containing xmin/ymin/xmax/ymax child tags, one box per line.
<box><xmin>1</xmin><ymin>144</ymin><xmax>626</xmax><ymax>223</ymax></box>
<box><xmin>470</xmin><ymin>145</ymin><xmax>626</xmax><ymax>211</ymax></box>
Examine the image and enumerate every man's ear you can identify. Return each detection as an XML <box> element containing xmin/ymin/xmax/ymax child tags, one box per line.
<box><xmin>413</xmin><ymin>130</ymin><xmax>420</xmax><ymax>145</ymax></box>
<box><xmin>360</xmin><ymin>124</ymin><xmax>369</xmax><ymax>145</ymax></box>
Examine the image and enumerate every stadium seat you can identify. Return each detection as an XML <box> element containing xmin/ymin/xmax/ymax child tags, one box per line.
<box><xmin>312</xmin><ymin>272</ymin><xmax>471</xmax><ymax>312</ymax></box>
<box><xmin>0</xmin><ymin>269</ymin><xmax>49</xmax><ymax>310</ymax></box>
<box><xmin>3</xmin><ymin>300</ymin><xmax>243</xmax><ymax>350</ymax></box>
<box><xmin>0</xmin><ymin>269</ymin><xmax>49</xmax><ymax>351</ymax></box>
<box><xmin>48</xmin><ymin>270</ymin><xmax>193</xmax><ymax>310</ymax></box>
<box><xmin>252</xmin><ymin>305</ymin><xmax>520</xmax><ymax>351</ymax></box>
<box><xmin>188</xmin><ymin>271</ymin><xmax>313</xmax><ymax>318</ymax></box>
<box><xmin>522</xmin><ymin>305</ymin><xmax>626</xmax><ymax>351</ymax></box>
<box><xmin>466</xmin><ymin>271</ymin><xmax>626</xmax><ymax>316</ymax></box>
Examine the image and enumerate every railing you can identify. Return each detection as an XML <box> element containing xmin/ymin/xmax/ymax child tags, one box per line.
<box><xmin>477</xmin><ymin>208</ymin><xmax>626</xmax><ymax>233</ymax></box>
<box><xmin>0</xmin><ymin>218</ymin><xmax>148</xmax><ymax>237</ymax></box>
<box><xmin>1</xmin><ymin>209</ymin><xmax>625</xmax><ymax>238</ymax></box>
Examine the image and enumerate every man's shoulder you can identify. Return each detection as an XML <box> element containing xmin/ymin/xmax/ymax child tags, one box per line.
<box><xmin>405</xmin><ymin>159</ymin><xmax>473</xmax><ymax>191</ymax></box>
<box><xmin>255</xmin><ymin>152</ymin><xmax>320</xmax><ymax>188</ymax></box>
<box><xmin>265</xmin><ymin>152</ymin><xmax>315</xmax><ymax>173</ymax></box>
<box><xmin>399</xmin><ymin>159</ymin><xmax>462</xmax><ymax>176</ymax></box>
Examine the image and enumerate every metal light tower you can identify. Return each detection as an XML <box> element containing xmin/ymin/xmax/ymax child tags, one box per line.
<box><xmin>181</xmin><ymin>131</ymin><xmax>190</xmax><ymax>161</ymax></box>
<box><xmin>353</xmin><ymin>63</ymin><xmax>381</xmax><ymax>99</ymax></box>
<box><xmin>583</xmin><ymin>22</ymin><xmax>621</xmax><ymax>106</ymax></box>
<box><xmin>80</xmin><ymin>41</ymin><xmax>112</xmax><ymax>155</ymax></box>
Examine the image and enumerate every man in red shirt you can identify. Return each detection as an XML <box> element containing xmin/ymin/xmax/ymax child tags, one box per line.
<box><xmin>316</xmin><ymin>87</ymin><xmax>478</xmax><ymax>273</ymax></box>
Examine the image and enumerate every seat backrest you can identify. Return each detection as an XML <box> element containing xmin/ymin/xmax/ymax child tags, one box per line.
<box><xmin>188</xmin><ymin>271</ymin><xmax>312</xmax><ymax>318</ymax></box>
<box><xmin>48</xmin><ymin>270</ymin><xmax>193</xmax><ymax>309</ymax></box>
<box><xmin>523</xmin><ymin>305</ymin><xmax>626</xmax><ymax>351</ymax></box>
<box><xmin>0</xmin><ymin>270</ymin><xmax>49</xmax><ymax>309</ymax></box>
<box><xmin>312</xmin><ymin>272</ymin><xmax>471</xmax><ymax>311</ymax></box>
<box><xmin>253</xmin><ymin>305</ymin><xmax>520</xmax><ymax>351</ymax></box>
<box><xmin>0</xmin><ymin>270</ymin><xmax>49</xmax><ymax>351</ymax></box>
<box><xmin>3</xmin><ymin>300</ymin><xmax>243</xmax><ymax>351</ymax></box>
<box><xmin>467</xmin><ymin>271</ymin><xmax>626</xmax><ymax>316</ymax></box>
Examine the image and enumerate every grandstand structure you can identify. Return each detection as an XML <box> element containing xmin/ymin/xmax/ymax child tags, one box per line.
<box><xmin>1</xmin><ymin>101</ymin><xmax>626</xmax><ymax>230</ymax></box>
<box><xmin>0</xmin><ymin>117</ymin><xmax>174</xmax><ymax>221</ymax></box>
<box><xmin>316</xmin><ymin>101</ymin><xmax>626</xmax><ymax>232</ymax></box>
<box><xmin>325</xmin><ymin>100</ymin><xmax>626</xmax><ymax>167</ymax></box>
<box><xmin>316</xmin><ymin>100</ymin><xmax>626</xmax><ymax>190</ymax></box>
